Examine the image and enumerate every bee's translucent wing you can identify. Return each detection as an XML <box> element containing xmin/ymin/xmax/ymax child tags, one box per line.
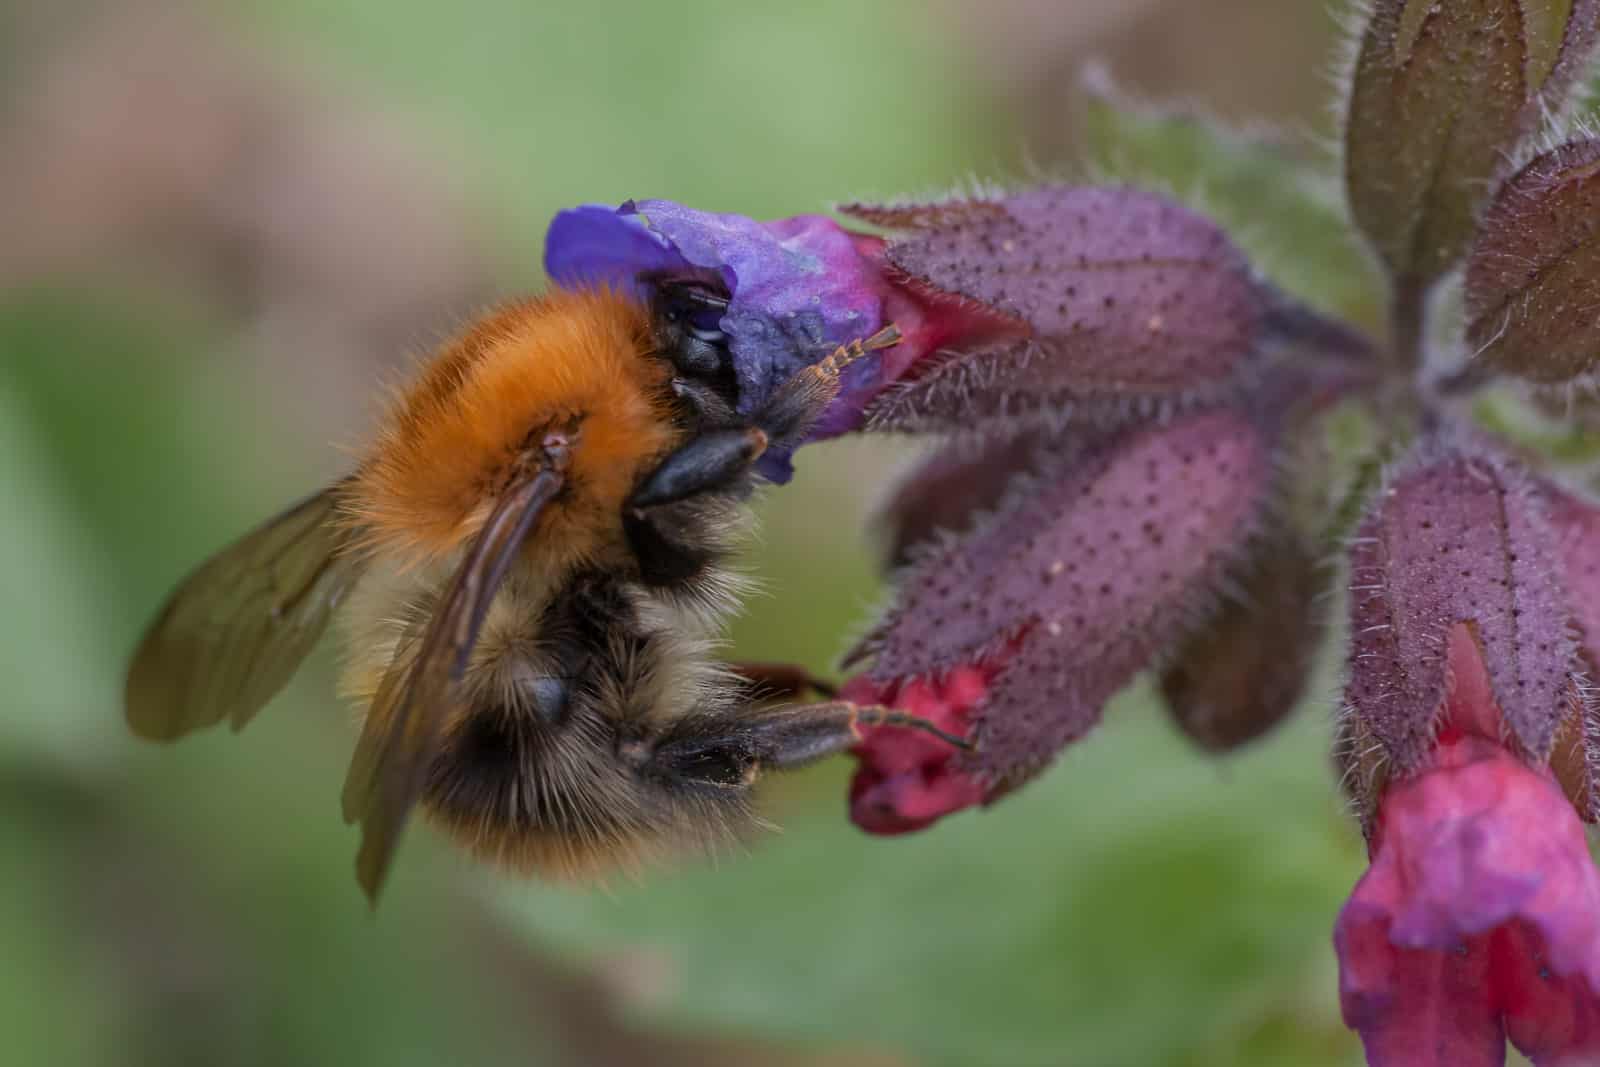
<box><xmin>125</xmin><ymin>487</ymin><xmax>363</xmax><ymax>741</ymax></box>
<box><xmin>341</xmin><ymin>457</ymin><xmax>568</xmax><ymax>904</ymax></box>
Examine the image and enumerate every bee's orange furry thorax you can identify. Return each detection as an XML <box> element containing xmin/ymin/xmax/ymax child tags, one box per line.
<box><xmin>344</xmin><ymin>288</ymin><xmax>679</xmax><ymax>566</ymax></box>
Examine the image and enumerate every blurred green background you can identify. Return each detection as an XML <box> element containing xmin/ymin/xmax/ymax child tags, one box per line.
<box><xmin>0</xmin><ymin>1</ymin><xmax>1372</xmax><ymax>1064</ymax></box>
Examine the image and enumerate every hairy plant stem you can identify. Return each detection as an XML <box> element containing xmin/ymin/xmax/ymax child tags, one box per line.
<box><xmin>1390</xmin><ymin>276</ymin><xmax>1427</xmax><ymax>373</ymax></box>
<box><xmin>1385</xmin><ymin>274</ymin><xmax>1465</xmax><ymax>443</ymax></box>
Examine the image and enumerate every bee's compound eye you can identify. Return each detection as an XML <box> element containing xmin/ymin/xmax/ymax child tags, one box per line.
<box><xmin>658</xmin><ymin>281</ymin><xmax>730</xmax><ymax>344</ymax></box>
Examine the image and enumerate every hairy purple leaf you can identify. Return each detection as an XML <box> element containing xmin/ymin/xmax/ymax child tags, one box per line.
<box><xmin>1537</xmin><ymin>481</ymin><xmax>1600</xmax><ymax>818</ymax></box>
<box><xmin>840</xmin><ymin>187</ymin><xmax>1267</xmax><ymax>435</ymax></box>
<box><xmin>868</xmin><ymin>432</ymin><xmax>1043</xmax><ymax>570</ymax></box>
<box><xmin>1345</xmin><ymin>446</ymin><xmax>1578</xmax><ymax>774</ymax></box>
<box><xmin>1345</xmin><ymin>0</ymin><xmax>1600</xmax><ymax>289</ymax></box>
<box><xmin>1160</xmin><ymin>530</ymin><xmax>1333</xmax><ymax>753</ymax></box>
<box><xmin>1466</xmin><ymin>139</ymin><xmax>1600</xmax><ymax>384</ymax></box>
<box><xmin>853</xmin><ymin>411</ymin><xmax>1272</xmax><ymax>787</ymax></box>
<box><xmin>1544</xmin><ymin>482</ymin><xmax>1600</xmax><ymax>669</ymax></box>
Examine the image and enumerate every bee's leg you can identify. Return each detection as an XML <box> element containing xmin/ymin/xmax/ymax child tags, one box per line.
<box><xmin>651</xmin><ymin>700</ymin><xmax>970</xmax><ymax>788</ymax></box>
<box><xmin>727</xmin><ymin>662</ymin><xmax>839</xmax><ymax>701</ymax></box>
<box><xmin>628</xmin><ymin>427</ymin><xmax>768</xmax><ymax>510</ymax></box>
<box><xmin>746</xmin><ymin>701</ymin><xmax>971</xmax><ymax>771</ymax></box>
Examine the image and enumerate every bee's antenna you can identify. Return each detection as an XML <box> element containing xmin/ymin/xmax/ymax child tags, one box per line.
<box><xmin>849</xmin><ymin>702</ymin><xmax>972</xmax><ymax>751</ymax></box>
<box><xmin>811</xmin><ymin>323</ymin><xmax>903</xmax><ymax>383</ymax></box>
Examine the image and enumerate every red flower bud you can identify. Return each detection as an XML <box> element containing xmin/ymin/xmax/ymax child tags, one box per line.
<box><xmin>844</xmin><ymin>653</ymin><xmax>1013</xmax><ymax>835</ymax></box>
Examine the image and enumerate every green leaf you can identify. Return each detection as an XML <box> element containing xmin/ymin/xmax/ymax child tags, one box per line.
<box><xmin>1079</xmin><ymin>69</ymin><xmax>1384</xmax><ymax>330</ymax></box>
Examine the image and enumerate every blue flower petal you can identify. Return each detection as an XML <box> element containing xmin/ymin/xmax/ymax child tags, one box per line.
<box><xmin>543</xmin><ymin>204</ymin><xmax>689</xmax><ymax>301</ymax></box>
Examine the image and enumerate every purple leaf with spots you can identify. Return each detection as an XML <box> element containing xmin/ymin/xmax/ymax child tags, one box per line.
<box><xmin>1465</xmin><ymin>139</ymin><xmax>1600</xmax><ymax>385</ymax></box>
<box><xmin>1344</xmin><ymin>445</ymin><xmax>1578</xmax><ymax>776</ymax></box>
<box><xmin>851</xmin><ymin>411</ymin><xmax>1272</xmax><ymax>787</ymax></box>
<box><xmin>1344</xmin><ymin>0</ymin><xmax>1600</xmax><ymax>290</ymax></box>
<box><xmin>840</xmin><ymin>187</ymin><xmax>1267</xmax><ymax>435</ymax></box>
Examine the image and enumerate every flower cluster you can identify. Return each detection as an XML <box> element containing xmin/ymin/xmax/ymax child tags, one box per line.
<box><xmin>543</xmin><ymin>1</ymin><xmax>1600</xmax><ymax>1061</ymax></box>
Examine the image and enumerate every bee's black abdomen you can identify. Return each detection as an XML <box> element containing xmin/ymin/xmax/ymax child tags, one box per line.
<box><xmin>426</xmin><ymin>709</ymin><xmax>546</xmax><ymax>829</ymax></box>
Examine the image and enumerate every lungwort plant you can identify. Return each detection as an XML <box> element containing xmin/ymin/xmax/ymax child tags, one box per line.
<box><xmin>545</xmin><ymin>3</ymin><xmax>1600</xmax><ymax>1062</ymax></box>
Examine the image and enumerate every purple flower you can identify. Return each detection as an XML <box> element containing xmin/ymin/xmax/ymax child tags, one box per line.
<box><xmin>544</xmin><ymin>198</ymin><xmax>1018</xmax><ymax>480</ymax></box>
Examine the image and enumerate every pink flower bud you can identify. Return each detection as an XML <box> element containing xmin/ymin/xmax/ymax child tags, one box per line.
<box><xmin>1337</xmin><ymin>627</ymin><xmax>1600</xmax><ymax>1067</ymax></box>
<box><xmin>844</xmin><ymin>654</ymin><xmax>1011</xmax><ymax>835</ymax></box>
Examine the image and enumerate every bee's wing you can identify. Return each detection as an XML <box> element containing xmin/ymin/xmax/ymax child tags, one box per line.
<box><xmin>125</xmin><ymin>486</ymin><xmax>364</xmax><ymax>741</ymax></box>
<box><xmin>340</xmin><ymin>460</ymin><xmax>568</xmax><ymax>904</ymax></box>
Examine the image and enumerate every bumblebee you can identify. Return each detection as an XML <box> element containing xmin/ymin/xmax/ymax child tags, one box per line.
<box><xmin>125</xmin><ymin>277</ymin><xmax>964</xmax><ymax>901</ymax></box>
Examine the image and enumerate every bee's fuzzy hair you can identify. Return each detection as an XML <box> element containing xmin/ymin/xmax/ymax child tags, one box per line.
<box><xmin>342</xmin><ymin>287</ymin><xmax>680</xmax><ymax>572</ymax></box>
